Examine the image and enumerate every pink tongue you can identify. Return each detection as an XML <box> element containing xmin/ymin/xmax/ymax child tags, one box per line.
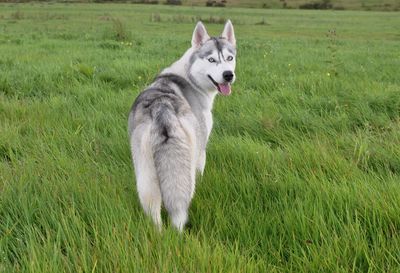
<box><xmin>218</xmin><ymin>83</ymin><xmax>231</xmax><ymax>95</ymax></box>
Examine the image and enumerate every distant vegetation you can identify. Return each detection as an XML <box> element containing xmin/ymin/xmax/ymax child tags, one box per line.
<box><xmin>0</xmin><ymin>0</ymin><xmax>399</xmax><ymax>11</ymax></box>
<box><xmin>187</xmin><ymin>0</ymin><xmax>400</xmax><ymax>10</ymax></box>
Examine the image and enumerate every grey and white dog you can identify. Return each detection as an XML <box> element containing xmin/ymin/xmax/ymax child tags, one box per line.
<box><xmin>128</xmin><ymin>20</ymin><xmax>236</xmax><ymax>231</ymax></box>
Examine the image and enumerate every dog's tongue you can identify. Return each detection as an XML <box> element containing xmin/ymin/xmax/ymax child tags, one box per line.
<box><xmin>218</xmin><ymin>83</ymin><xmax>231</xmax><ymax>95</ymax></box>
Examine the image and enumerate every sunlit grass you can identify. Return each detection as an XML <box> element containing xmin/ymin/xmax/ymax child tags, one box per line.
<box><xmin>0</xmin><ymin>3</ymin><xmax>399</xmax><ymax>272</ymax></box>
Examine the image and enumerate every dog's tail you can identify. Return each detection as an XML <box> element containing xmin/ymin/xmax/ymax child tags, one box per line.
<box><xmin>149</xmin><ymin>102</ymin><xmax>195</xmax><ymax>231</ymax></box>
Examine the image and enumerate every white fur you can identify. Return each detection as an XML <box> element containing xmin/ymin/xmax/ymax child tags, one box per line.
<box><xmin>131</xmin><ymin>123</ymin><xmax>162</xmax><ymax>230</ymax></box>
<box><xmin>130</xmin><ymin>21</ymin><xmax>236</xmax><ymax>232</ymax></box>
<box><xmin>222</xmin><ymin>20</ymin><xmax>236</xmax><ymax>46</ymax></box>
<box><xmin>177</xmin><ymin>114</ymin><xmax>198</xmax><ymax>198</ymax></box>
<box><xmin>192</xmin><ymin>21</ymin><xmax>210</xmax><ymax>48</ymax></box>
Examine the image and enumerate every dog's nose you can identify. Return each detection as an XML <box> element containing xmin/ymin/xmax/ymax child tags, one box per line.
<box><xmin>223</xmin><ymin>71</ymin><xmax>234</xmax><ymax>82</ymax></box>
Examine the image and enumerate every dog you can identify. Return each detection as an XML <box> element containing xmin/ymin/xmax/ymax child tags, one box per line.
<box><xmin>128</xmin><ymin>20</ymin><xmax>236</xmax><ymax>231</ymax></box>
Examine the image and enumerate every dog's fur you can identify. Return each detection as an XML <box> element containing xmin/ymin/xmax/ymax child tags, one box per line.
<box><xmin>128</xmin><ymin>21</ymin><xmax>236</xmax><ymax>231</ymax></box>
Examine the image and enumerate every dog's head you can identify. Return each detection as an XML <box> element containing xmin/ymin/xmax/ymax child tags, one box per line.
<box><xmin>188</xmin><ymin>20</ymin><xmax>236</xmax><ymax>96</ymax></box>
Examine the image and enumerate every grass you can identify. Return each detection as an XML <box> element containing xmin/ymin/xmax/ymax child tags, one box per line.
<box><xmin>0</xmin><ymin>3</ymin><xmax>400</xmax><ymax>272</ymax></box>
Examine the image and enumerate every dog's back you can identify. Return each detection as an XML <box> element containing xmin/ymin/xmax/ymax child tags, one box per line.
<box><xmin>128</xmin><ymin>74</ymin><xmax>199</xmax><ymax>231</ymax></box>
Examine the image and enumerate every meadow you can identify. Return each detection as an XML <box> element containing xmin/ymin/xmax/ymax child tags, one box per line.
<box><xmin>0</xmin><ymin>3</ymin><xmax>400</xmax><ymax>272</ymax></box>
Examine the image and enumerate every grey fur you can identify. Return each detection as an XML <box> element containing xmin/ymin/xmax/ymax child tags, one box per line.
<box><xmin>189</xmin><ymin>37</ymin><xmax>236</xmax><ymax>64</ymax></box>
<box><xmin>128</xmin><ymin>75</ymin><xmax>203</xmax><ymax>231</ymax></box>
<box><xmin>128</xmin><ymin>22</ymin><xmax>236</xmax><ymax>231</ymax></box>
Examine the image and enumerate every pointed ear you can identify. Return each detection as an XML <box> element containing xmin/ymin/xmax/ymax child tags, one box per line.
<box><xmin>221</xmin><ymin>20</ymin><xmax>236</xmax><ymax>47</ymax></box>
<box><xmin>192</xmin><ymin>21</ymin><xmax>209</xmax><ymax>48</ymax></box>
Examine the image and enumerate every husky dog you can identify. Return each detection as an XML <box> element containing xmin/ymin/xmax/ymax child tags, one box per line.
<box><xmin>128</xmin><ymin>20</ymin><xmax>236</xmax><ymax>231</ymax></box>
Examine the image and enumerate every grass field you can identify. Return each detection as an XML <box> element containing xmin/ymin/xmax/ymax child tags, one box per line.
<box><xmin>1</xmin><ymin>3</ymin><xmax>400</xmax><ymax>272</ymax></box>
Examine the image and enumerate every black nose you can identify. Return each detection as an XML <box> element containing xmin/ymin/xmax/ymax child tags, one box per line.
<box><xmin>223</xmin><ymin>71</ymin><xmax>234</xmax><ymax>82</ymax></box>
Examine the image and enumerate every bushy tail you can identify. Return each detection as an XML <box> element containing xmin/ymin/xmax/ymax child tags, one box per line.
<box><xmin>150</xmin><ymin>102</ymin><xmax>195</xmax><ymax>231</ymax></box>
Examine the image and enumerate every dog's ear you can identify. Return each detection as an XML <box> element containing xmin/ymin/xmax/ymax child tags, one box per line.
<box><xmin>192</xmin><ymin>21</ymin><xmax>209</xmax><ymax>48</ymax></box>
<box><xmin>221</xmin><ymin>20</ymin><xmax>236</xmax><ymax>47</ymax></box>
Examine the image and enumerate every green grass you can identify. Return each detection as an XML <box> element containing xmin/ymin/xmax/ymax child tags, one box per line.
<box><xmin>1</xmin><ymin>3</ymin><xmax>400</xmax><ymax>272</ymax></box>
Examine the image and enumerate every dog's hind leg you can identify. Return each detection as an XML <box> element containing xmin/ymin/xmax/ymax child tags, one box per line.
<box><xmin>197</xmin><ymin>150</ymin><xmax>206</xmax><ymax>175</ymax></box>
<box><xmin>131</xmin><ymin>124</ymin><xmax>162</xmax><ymax>230</ymax></box>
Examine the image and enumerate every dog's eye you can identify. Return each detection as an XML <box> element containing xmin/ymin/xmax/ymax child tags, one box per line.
<box><xmin>208</xmin><ymin>57</ymin><xmax>216</xmax><ymax>63</ymax></box>
<box><xmin>227</xmin><ymin>56</ymin><xmax>234</xmax><ymax>61</ymax></box>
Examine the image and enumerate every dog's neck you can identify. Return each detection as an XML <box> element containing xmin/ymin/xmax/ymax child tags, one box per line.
<box><xmin>162</xmin><ymin>47</ymin><xmax>217</xmax><ymax>111</ymax></box>
<box><xmin>164</xmin><ymin>47</ymin><xmax>193</xmax><ymax>77</ymax></box>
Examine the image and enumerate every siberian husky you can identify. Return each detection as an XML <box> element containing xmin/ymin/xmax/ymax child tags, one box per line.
<box><xmin>128</xmin><ymin>20</ymin><xmax>236</xmax><ymax>231</ymax></box>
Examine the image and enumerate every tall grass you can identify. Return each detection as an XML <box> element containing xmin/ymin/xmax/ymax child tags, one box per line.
<box><xmin>0</xmin><ymin>3</ymin><xmax>399</xmax><ymax>272</ymax></box>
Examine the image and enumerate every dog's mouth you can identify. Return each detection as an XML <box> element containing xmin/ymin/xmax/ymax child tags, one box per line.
<box><xmin>207</xmin><ymin>75</ymin><xmax>231</xmax><ymax>96</ymax></box>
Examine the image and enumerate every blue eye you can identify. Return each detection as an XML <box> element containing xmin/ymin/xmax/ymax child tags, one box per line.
<box><xmin>227</xmin><ymin>56</ymin><xmax>233</xmax><ymax>61</ymax></box>
<box><xmin>208</xmin><ymin>57</ymin><xmax>216</xmax><ymax>63</ymax></box>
